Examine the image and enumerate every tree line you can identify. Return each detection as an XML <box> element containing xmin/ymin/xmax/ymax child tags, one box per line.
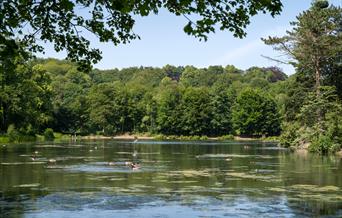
<box><xmin>1</xmin><ymin>60</ymin><xmax>285</xmax><ymax>138</ymax></box>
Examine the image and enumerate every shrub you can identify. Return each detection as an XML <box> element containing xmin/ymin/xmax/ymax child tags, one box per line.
<box><xmin>200</xmin><ymin>135</ymin><xmax>208</xmax><ymax>140</ymax></box>
<box><xmin>154</xmin><ymin>134</ymin><xmax>167</xmax><ymax>140</ymax></box>
<box><xmin>0</xmin><ymin>136</ymin><xmax>9</xmax><ymax>143</ymax></box>
<box><xmin>309</xmin><ymin>135</ymin><xmax>337</xmax><ymax>154</ymax></box>
<box><xmin>44</xmin><ymin>128</ymin><xmax>55</xmax><ymax>141</ymax></box>
<box><xmin>7</xmin><ymin>124</ymin><xmax>20</xmax><ymax>142</ymax></box>
<box><xmin>279</xmin><ymin>123</ymin><xmax>299</xmax><ymax>147</ymax></box>
<box><xmin>218</xmin><ymin>134</ymin><xmax>234</xmax><ymax>140</ymax></box>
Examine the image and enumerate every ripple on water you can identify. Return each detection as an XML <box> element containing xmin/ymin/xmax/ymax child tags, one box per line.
<box><xmin>59</xmin><ymin>162</ymin><xmax>165</xmax><ymax>173</ymax></box>
<box><xmin>22</xmin><ymin>193</ymin><xmax>300</xmax><ymax>218</ymax></box>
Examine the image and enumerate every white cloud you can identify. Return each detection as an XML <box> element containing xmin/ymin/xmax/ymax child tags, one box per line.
<box><xmin>208</xmin><ymin>25</ymin><xmax>293</xmax><ymax>72</ymax></box>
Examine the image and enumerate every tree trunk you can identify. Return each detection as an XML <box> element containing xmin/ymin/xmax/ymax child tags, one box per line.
<box><xmin>315</xmin><ymin>58</ymin><xmax>323</xmax><ymax>133</ymax></box>
<box><xmin>315</xmin><ymin>59</ymin><xmax>321</xmax><ymax>96</ymax></box>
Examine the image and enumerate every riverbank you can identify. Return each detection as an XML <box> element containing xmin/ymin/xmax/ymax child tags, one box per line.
<box><xmin>81</xmin><ymin>134</ymin><xmax>279</xmax><ymax>142</ymax></box>
<box><xmin>1</xmin><ymin>132</ymin><xmax>279</xmax><ymax>142</ymax></box>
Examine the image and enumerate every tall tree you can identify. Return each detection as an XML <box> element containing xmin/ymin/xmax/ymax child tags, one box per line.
<box><xmin>263</xmin><ymin>2</ymin><xmax>342</xmax><ymax>96</ymax></box>
<box><xmin>263</xmin><ymin>2</ymin><xmax>342</xmax><ymax>131</ymax></box>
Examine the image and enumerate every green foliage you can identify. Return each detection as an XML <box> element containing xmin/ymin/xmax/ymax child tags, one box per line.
<box><xmin>263</xmin><ymin>4</ymin><xmax>342</xmax><ymax>96</ymax></box>
<box><xmin>309</xmin><ymin>135</ymin><xmax>338</xmax><ymax>154</ymax></box>
<box><xmin>178</xmin><ymin>87</ymin><xmax>212</xmax><ymax>135</ymax></box>
<box><xmin>0</xmin><ymin>136</ymin><xmax>9</xmax><ymax>143</ymax></box>
<box><xmin>7</xmin><ymin>124</ymin><xmax>19</xmax><ymax>142</ymax></box>
<box><xmin>232</xmin><ymin>88</ymin><xmax>281</xmax><ymax>136</ymax></box>
<box><xmin>43</xmin><ymin>128</ymin><xmax>55</xmax><ymax>141</ymax></box>
<box><xmin>265</xmin><ymin>3</ymin><xmax>342</xmax><ymax>154</ymax></box>
<box><xmin>2</xmin><ymin>58</ymin><xmax>290</xmax><ymax>139</ymax></box>
<box><xmin>218</xmin><ymin>134</ymin><xmax>234</xmax><ymax>140</ymax></box>
<box><xmin>1</xmin><ymin>0</ymin><xmax>282</xmax><ymax>69</ymax></box>
<box><xmin>6</xmin><ymin>124</ymin><xmax>36</xmax><ymax>142</ymax></box>
<box><xmin>0</xmin><ymin>51</ymin><xmax>53</xmax><ymax>133</ymax></box>
<box><xmin>279</xmin><ymin>122</ymin><xmax>300</xmax><ymax>147</ymax></box>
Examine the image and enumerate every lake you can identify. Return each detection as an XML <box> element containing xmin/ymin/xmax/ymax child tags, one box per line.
<box><xmin>1</xmin><ymin>140</ymin><xmax>342</xmax><ymax>217</ymax></box>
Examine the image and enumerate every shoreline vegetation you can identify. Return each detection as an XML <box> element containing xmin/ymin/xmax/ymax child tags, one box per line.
<box><xmin>1</xmin><ymin>4</ymin><xmax>341</xmax><ymax>155</ymax></box>
<box><xmin>0</xmin><ymin>133</ymin><xmax>278</xmax><ymax>143</ymax></box>
<box><xmin>2</xmin><ymin>132</ymin><xmax>342</xmax><ymax>155</ymax></box>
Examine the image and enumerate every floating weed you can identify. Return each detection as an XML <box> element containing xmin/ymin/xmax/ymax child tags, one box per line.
<box><xmin>224</xmin><ymin>177</ymin><xmax>242</xmax><ymax>181</ymax></box>
<box><xmin>268</xmin><ymin>185</ymin><xmax>342</xmax><ymax>202</ymax></box>
<box><xmin>152</xmin><ymin>179</ymin><xmax>168</xmax><ymax>183</ymax></box>
<box><xmin>268</xmin><ymin>187</ymin><xmax>287</xmax><ymax>193</ymax></box>
<box><xmin>316</xmin><ymin>186</ymin><xmax>340</xmax><ymax>192</ymax></box>
<box><xmin>34</xmin><ymin>145</ymin><xmax>64</xmax><ymax>148</ymax></box>
<box><xmin>109</xmin><ymin>178</ymin><xmax>127</xmax><ymax>181</ymax></box>
<box><xmin>196</xmin><ymin>154</ymin><xmax>274</xmax><ymax>159</ymax></box>
<box><xmin>290</xmin><ymin>184</ymin><xmax>340</xmax><ymax>192</ymax></box>
<box><xmin>13</xmin><ymin>183</ymin><xmax>40</xmax><ymax>188</ymax></box>
<box><xmin>1</xmin><ymin>162</ymin><xmax>46</xmax><ymax>165</ymax></box>
<box><xmin>226</xmin><ymin>172</ymin><xmax>279</xmax><ymax>182</ymax></box>
<box><xmin>130</xmin><ymin>184</ymin><xmax>152</xmax><ymax>189</ymax></box>
<box><xmin>168</xmin><ymin>180</ymin><xmax>198</xmax><ymax>184</ymax></box>
<box><xmin>157</xmin><ymin>187</ymin><xmax>172</xmax><ymax>193</ymax></box>
<box><xmin>166</xmin><ymin>170</ymin><xmax>212</xmax><ymax>177</ymax></box>
<box><xmin>230</xmin><ymin>166</ymin><xmax>249</xmax><ymax>169</ymax></box>
<box><xmin>294</xmin><ymin>193</ymin><xmax>342</xmax><ymax>202</ymax></box>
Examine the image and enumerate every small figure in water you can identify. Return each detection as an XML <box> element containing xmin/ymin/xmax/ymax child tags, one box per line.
<box><xmin>130</xmin><ymin>162</ymin><xmax>140</xmax><ymax>170</ymax></box>
<box><xmin>48</xmin><ymin>159</ymin><xmax>56</xmax><ymax>163</ymax></box>
<box><xmin>132</xmin><ymin>150</ymin><xmax>138</xmax><ymax>157</ymax></box>
<box><xmin>133</xmin><ymin>136</ymin><xmax>138</xmax><ymax>143</ymax></box>
<box><xmin>243</xmin><ymin>145</ymin><xmax>250</xmax><ymax>150</ymax></box>
<box><xmin>31</xmin><ymin>151</ymin><xmax>39</xmax><ymax>161</ymax></box>
<box><xmin>125</xmin><ymin>161</ymin><xmax>132</xmax><ymax>166</ymax></box>
<box><xmin>108</xmin><ymin>161</ymin><xmax>115</xmax><ymax>166</ymax></box>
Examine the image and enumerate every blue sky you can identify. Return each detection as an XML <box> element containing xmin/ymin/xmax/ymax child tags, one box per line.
<box><xmin>41</xmin><ymin>0</ymin><xmax>342</xmax><ymax>75</ymax></box>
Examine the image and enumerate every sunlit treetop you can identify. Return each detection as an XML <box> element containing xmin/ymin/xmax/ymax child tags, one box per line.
<box><xmin>0</xmin><ymin>0</ymin><xmax>282</xmax><ymax>70</ymax></box>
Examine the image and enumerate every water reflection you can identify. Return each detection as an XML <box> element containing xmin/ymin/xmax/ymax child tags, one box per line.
<box><xmin>0</xmin><ymin>140</ymin><xmax>342</xmax><ymax>217</ymax></box>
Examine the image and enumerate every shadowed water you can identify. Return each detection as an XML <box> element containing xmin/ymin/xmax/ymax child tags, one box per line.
<box><xmin>0</xmin><ymin>140</ymin><xmax>342</xmax><ymax>217</ymax></box>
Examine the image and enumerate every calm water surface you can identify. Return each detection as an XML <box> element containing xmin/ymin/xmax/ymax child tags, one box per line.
<box><xmin>1</xmin><ymin>140</ymin><xmax>342</xmax><ymax>217</ymax></box>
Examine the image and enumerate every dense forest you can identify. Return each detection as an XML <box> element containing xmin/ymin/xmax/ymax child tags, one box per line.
<box><xmin>0</xmin><ymin>59</ymin><xmax>285</xmax><ymax>137</ymax></box>
<box><xmin>0</xmin><ymin>2</ymin><xmax>341</xmax><ymax>154</ymax></box>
